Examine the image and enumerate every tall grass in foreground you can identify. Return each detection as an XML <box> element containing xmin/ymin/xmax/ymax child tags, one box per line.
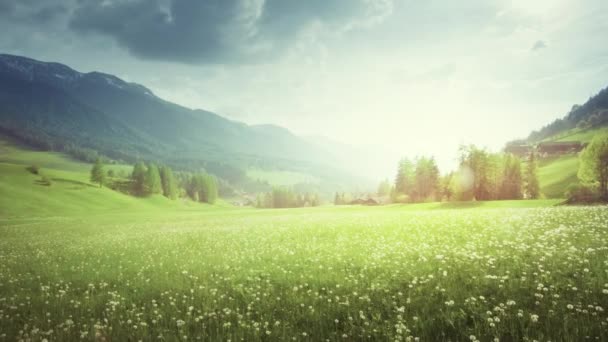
<box><xmin>0</xmin><ymin>206</ymin><xmax>607</xmax><ymax>341</ymax></box>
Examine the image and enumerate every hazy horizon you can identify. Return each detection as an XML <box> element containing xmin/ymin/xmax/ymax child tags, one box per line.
<box><xmin>2</xmin><ymin>0</ymin><xmax>608</xmax><ymax>177</ymax></box>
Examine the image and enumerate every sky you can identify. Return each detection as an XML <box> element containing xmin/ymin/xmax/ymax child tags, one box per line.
<box><xmin>1</xmin><ymin>0</ymin><xmax>608</xmax><ymax>176</ymax></box>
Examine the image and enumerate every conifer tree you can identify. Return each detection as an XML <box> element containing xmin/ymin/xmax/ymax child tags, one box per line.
<box><xmin>525</xmin><ymin>151</ymin><xmax>540</xmax><ymax>199</ymax></box>
<box><xmin>90</xmin><ymin>158</ymin><xmax>105</xmax><ymax>188</ymax></box>
<box><xmin>131</xmin><ymin>162</ymin><xmax>147</xmax><ymax>196</ymax></box>
<box><xmin>159</xmin><ymin>165</ymin><xmax>178</xmax><ymax>199</ymax></box>
<box><xmin>145</xmin><ymin>163</ymin><xmax>162</xmax><ymax>195</ymax></box>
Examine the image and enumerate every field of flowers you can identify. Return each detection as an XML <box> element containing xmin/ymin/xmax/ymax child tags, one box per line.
<box><xmin>0</xmin><ymin>205</ymin><xmax>607</xmax><ymax>341</ymax></box>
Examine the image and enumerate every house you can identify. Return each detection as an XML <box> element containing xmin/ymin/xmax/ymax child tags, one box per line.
<box><xmin>537</xmin><ymin>141</ymin><xmax>587</xmax><ymax>155</ymax></box>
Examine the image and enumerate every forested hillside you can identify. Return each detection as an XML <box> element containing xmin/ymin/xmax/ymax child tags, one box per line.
<box><xmin>526</xmin><ymin>86</ymin><xmax>608</xmax><ymax>142</ymax></box>
<box><xmin>0</xmin><ymin>54</ymin><xmax>359</xmax><ymax>192</ymax></box>
<box><xmin>505</xmin><ymin>85</ymin><xmax>608</xmax><ymax>199</ymax></box>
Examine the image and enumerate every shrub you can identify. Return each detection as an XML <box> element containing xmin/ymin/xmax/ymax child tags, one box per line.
<box><xmin>39</xmin><ymin>175</ymin><xmax>52</xmax><ymax>186</ymax></box>
<box><xmin>26</xmin><ymin>165</ymin><xmax>40</xmax><ymax>175</ymax></box>
<box><xmin>565</xmin><ymin>184</ymin><xmax>598</xmax><ymax>203</ymax></box>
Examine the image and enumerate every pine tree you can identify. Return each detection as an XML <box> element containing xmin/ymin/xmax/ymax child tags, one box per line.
<box><xmin>202</xmin><ymin>174</ymin><xmax>218</xmax><ymax>204</ymax></box>
<box><xmin>131</xmin><ymin>162</ymin><xmax>147</xmax><ymax>196</ymax></box>
<box><xmin>159</xmin><ymin>165</ymin><xmax>178</xmax><ymax>199</ymax></box>
<box><xmin>90</xmin><ymin>158</ymin><xmax>105</xmax><ymax>188</ymax></box>
<box><xmin>145</xmin><ymin>163</ymin><xmax>162</xmax><ymax>195</ymax></box>
<box><xmin>500</xmin><ymin>154</ymin><xmax>523</xmax><ymax>199</ymax></box>
<box><xmin>394</xmin><ymin>158</ymin><xmax>414</xmax><ymax>200</ymax></box>
<box><xmin>525</xmin><ymin>151</ymin><xmax>540</xmax><ymax>199</ymax></box>
<box><xmin>377</xmin><ymin>179</ymin><xmax>391</xmax><ymax>197</ymax></box>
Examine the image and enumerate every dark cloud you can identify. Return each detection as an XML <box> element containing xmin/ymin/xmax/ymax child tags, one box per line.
<box><xmin>0</xmin><ymin>0</ymin><xmax>16</xmax><ymax>15</ymax></box>
<box><xmin>32</xmin><ymin>4</ymin><xmax>69</xmax><ymax>23</ymax></box>
<box><xmin>531</xmin><ymin>40</ymin><xmax>547</xmax><ymax>52</ymax></box>
<box><xmin>0</xmin><ymin>0</ymin><xmax>69</xmax><ymax>23</ymax></box>
<box><xmin>68</xmin><ymin>0</ymin><xmax>390</xmax><ymax>64</ymax></box>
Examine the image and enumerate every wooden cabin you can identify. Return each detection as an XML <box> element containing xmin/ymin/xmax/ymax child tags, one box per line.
<box><xmin>537</xmin><ymin>141</ymin><xmax>587</xmax><ymax>155</ymax></box>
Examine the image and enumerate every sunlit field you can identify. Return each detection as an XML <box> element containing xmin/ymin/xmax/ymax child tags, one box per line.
<box><xmin>1</xmin><ymin>204</ymin><xmax>607</xmax><ymax>341</ymax></box>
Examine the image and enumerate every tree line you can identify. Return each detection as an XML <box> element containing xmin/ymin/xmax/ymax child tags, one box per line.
<box><xmin>570</xmin><ymin>133</ymin><xmax>608</xmax><ymax>202</ymax></box>
<box><xmin>256</xmin><ymin>187</ymin><xmax>320</xmax><ymax>208</ymax></box>
<box><xmin>378</xmin><ymin>145</ymin><xmax>540</xmax><ymax>204</ymax></box>
<box><xmin>444</xmin><ymin>145</ymin><xmax>539</xmax><ymax>201</ymax></box>
<box><xmin>90</xmin><ymin>159</ymin><xmax>218</xmax><ymax>204</ymax></box>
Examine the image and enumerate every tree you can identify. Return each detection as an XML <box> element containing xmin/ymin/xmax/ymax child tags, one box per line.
<box><xmin>458</xmin><ymin>145</ymin><xmax>492</xmax><ymax>200</ymax></box>
<box><xmin>131</xmin><ymin>162</ymin><xmax>147</xmax><ymax>196</ymax></box>
<box><xmin>187</xmin><ymin>173</ymin><xmax>218</xmax><ymax>204</ymax></box>
<box><xmin>145</xmin><ymin>163</ymin><xmax>162</xmax><ymax>195</ymax></box>
<box><xmin>377</xmin><ymin>179</ymin><xmax>391</xmax><ymax>197</ymax></box>
<box><xmin>159</xmin><ymin>165</ymin><xmax>178</xmax><ymax>199</ymax></box>
<box><xmin>450</xmin><ymin>166</ymin><xmax>475</xmax><ymax>201</ymax></box>
<box><xmin>90</xmin><ymin>158</ymin><xmax>105</xmax><ymax>188</ymax></box>
<box><xmin>440</xmin><ymin>173</ymin><xmax>454</xmax><ymax>201</ymax></box>
<box><xmin>524</xmin><ymin>151</ymin><xmax>540</xmax><ymax>199</ymax></box>
<box><xmin>311</xmin><ymin>194</ymin><xmax>320</xmax><ymax>207</ymax></box>
<box><xmin>413</xmin><ymin>157</ymin><xmax>440</xmax><ymax>201</ymax></box>
<box><xmin>200</xmin><ymin>174</ymin><xmax>218</xmax><ymax>204</ymax></box>
<box><xmin>578</xmin><ymin>134</ymin><xmax>608</xmax><ymax>199</ymax></box>
<box><xmin>334</xmin><ymin>192</ymin><xmax>342</xmax><ymax>205</ymax></box>
<box><xmin>394</xmin><ymin>158</ymin><xmax>415</xmax><ymax>201</ymax></box>
<box><xmin>500</xmin><ymin>154</ymin><xmax>523</xmax><ymax>199</ymax></box>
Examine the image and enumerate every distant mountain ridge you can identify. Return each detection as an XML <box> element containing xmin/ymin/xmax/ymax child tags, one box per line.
<box><xmin>0</xmin><ymin>53</ymin><xmax>358</xmax><ymax>186</ymax></box>
<box><xmin>525</xmin><ymin>86</ymin><xmax>608</xmax><ymax>143</ymax></box>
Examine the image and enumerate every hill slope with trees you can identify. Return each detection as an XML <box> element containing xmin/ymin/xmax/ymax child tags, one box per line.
<box><xmin>0</xmin><ymin>53</ymin><xmax>359</xmax><ymax>191</ymax></box>
<box><xmin>508</xmin><ymin>85</ymin><xmax>608</xmax><ymax>198</ymax></box>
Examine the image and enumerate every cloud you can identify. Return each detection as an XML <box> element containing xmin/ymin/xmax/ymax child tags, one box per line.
<box><xmin>68</xmin><ymin>0</ymin><xmax>393</xmax><ymax>64</ymax></box>
<box><xmin>531</xmin><ymin>40</ymin><xmax>547</xmax><ymax>51</ymax></box>
<box><xmin>0</xmin><ymin>0</ymin><xmax>69</xmax><ymax>22</ymax></box>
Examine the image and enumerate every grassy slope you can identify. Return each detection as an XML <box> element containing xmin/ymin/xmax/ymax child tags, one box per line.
<box><xmin>247</xmin><ymin>167</ymin><xmax>320</xmax><ymax>186</ymax></box>
<box><xmin>535</xmin><ymin>125</ymin><xmax>607</xmax><ymax>198</ymax></box>
<box><xmin>542</xmin><ymin>125</ymin><xmax>608</xmax><ymax>143</ymax></box>
<box><xmin>0</xmin><ymin>137</ymin><xmax>228</xmax><ymax>218</ymax></box>
<box><xmin>0</xmin><ymin>135</ymin><xmax>563</xmax><ymax>218</ymax></box>
<box><xmin>537</xmin><ymin>155</ymin><xmax>579</xmax><ymax>198</ymax></box>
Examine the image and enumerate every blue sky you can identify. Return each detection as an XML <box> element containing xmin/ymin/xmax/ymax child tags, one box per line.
<box><xmin>1</xmin><ymin>0</ymin><xmax>607</xmax><ymax>175</ymax></box>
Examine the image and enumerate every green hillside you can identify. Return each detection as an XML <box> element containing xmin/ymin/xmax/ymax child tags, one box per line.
<box><xmin>247</xmin><ymin>167</ymin><xmax>320</xmax><ymax>186</ymax></box>
<box><xmin>537</xmin><ymin>154</ymin><xmax>579</xmax><ymax>198</ymax></box>
<box><xmin>0</xmin><ymin>136</ymin><xmax>229</xmax><ymax>218</ymax></box>
<box><xmin>542</xmin><ymin>125</ymin><xmax>608</xmax><ymax>143</ymax></box>
<box><xmin>534</xmin><ymin>125</ymin><xmax>607</xmax><ymax>198</ymax></box>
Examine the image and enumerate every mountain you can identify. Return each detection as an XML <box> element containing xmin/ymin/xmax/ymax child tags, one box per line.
<box><xmin>0</xmin><ymin>53</ymin><xmax>359</xmax><ymax>187</ymax></box>
<box><xmin>507</xmin><ymin>85</ymin><xmax>608</xmax><ymax>198</ymax></box>
<box><xmin>525</xmin><ymin>86</ymin><xmax>608</xmax><ymax>143</ymax></box>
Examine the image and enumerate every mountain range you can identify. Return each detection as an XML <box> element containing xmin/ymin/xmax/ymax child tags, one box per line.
<box><xmin>0</xmin><ymin>53</ymin><xmax>365</xmax><ymax>188</ymax></box>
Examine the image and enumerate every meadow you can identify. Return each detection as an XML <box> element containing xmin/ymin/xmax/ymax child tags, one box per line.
<box><xmin>1</xmin><ymin>204</ymin><xmax>607</xmax><ymax>341</ymax></box>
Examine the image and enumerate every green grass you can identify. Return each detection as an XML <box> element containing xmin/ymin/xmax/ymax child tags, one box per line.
<box><xmin>0</xmin><ymin>136</ymin><xmax>225</xmax><ymax>218</ymax></box>
<box><xmin>247</xmin><ymin>168</ymin><xmax>319</xmax><ymax>186</ymax></box>
<box><xmin>537</xmin><ymin>155</ymin><xmax>580</xmax><ymax>199</ymax></box>
<box><xmin>1</xmin><ymin>136</ymin><xmax>607</xmax><ymax>341</ymax></box>
<box><xmin>534</xmin><ymin>125</ymin><xmax>608</xmax><ymax>199</ymax></box>
<box><xmin>549</xmin><ymin>125</ymin><xmax>608</xmax><ymax>143</ymax></box>
<box><xmin>1</xmin><ymin>205</ymin><xmax>607</xmax><ymax>341</ymax></box>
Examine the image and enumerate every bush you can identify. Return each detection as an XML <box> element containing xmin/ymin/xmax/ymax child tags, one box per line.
<box><xmin>39</xmin><ymin>175</ymin><xmax>52</xmax><ymax>186</ymax></box>
<box><xmin>26</xmin><ymin>165</ymin><xmax>40</xmax><ymax>175</ymax></box>
<box><xmin>392</xmin><ymin>193</ymin><xmax>410</xmax><ymax>204</ymax></box>
<box><xmin>565</xmin><ymin>184</ymin><xmax>598</xmax><ymax>203</ymax></box>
